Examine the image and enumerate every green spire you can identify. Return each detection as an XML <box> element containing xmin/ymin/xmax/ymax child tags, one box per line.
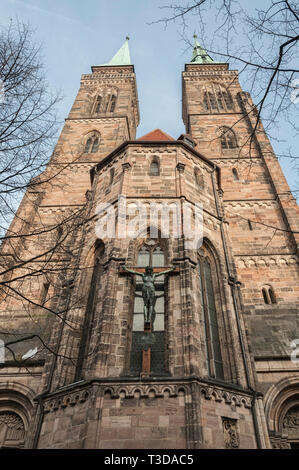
<box><xmin>190</xmin><ymin>34</ymin><xmax>215</xmax><ymax>64</ymax></box>
<box><xmin>100</xmin><ymin>37</ymin><xmax>131</xmax><ymax>66</ymax></box>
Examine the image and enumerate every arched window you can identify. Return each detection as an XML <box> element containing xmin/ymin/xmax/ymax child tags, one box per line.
<box><xmin>202</xmin><ymin>84</ymin><xmax>234</xmax><ymax>113</ymax></box>
<box><xmin>203</xmin><ymin>91</ymin><xmax>209</xmax><ymax>111</ymax></box>
<box><xmin>149</xmin><ymin>158</ymin><xmax>160</xmax><ymax>176</ymax></box>
<box><xmin>84</xmin><ymin>132</ymin><xmax>100</xmax><ymax>154</ymax></box>
<box><xmin>220</xmin><ymin>127</ymin><xmax>238</xmax><ymax>149</ymax></box>
<box><xmin>195</xmin><ymin>167</ymin><xmax>204</xmax><ymax>189</ymax></box>
<box><xmin>40</xmin><ymin>282</ymin><xmax>49</xmax><ymax>306</ymax></box>
<box><xmin>94</xmin><ymin>95</ymin><xmax>102</xmax><ymax>114</ymax></box>
<box><xmin>208</xmin><ymin>91</ymin><xmax>217</xmax><ymax>111</ymax></box>
<box><xmin>109</xmin><ymin>95</ymin><xmax>117</xmax><ymax>112</ymax></box>
<box><xmin>262</xmin><ymin>285</ymin><xmax>277</xmax><ymax>305</ymax></box>
<box><xmin>199</xmin><ymin>251</ymin><xmax>224</xmax><ymax>380</ymax></box>
<box><xmin>269</xmin><ymin>287</ymin><xmax>276</xmax><ymax>304</ymax></box>
<box><xmin>232</xmin><ymin>168</ymin><xmax>239</xmax><ymax>181</ymax></box>
<box><xmin>84</xmin><ymin>137</ymin><xmax>92</xmax><ymax>153</ymax></box>
<box><xmin>0</xmin><ymin>411</ymin><xmax>25</xmax><ymax>448</ymax></box>
<box><xmin>262</xmin><ymin>288</ymin><xmax>270</xmax><ymax>304</ymax></box>
<box><xmin>130</xmin><ymin>240</ymin><xmax>167</xmax><ymax>375</ymax></box>
<box><xmin>109</xmin><ymin>168</ymin><xmax>115</xmax><ymax>185</ymax></box>
<box><xmin>75</xmin><ymin>240</ymin><xmax>105</xmax><ymax>380</ymax></box>
<box><xmin>91</xmin><ymin>137</ymin><xmax>99</xmax><ymax>153</ymax></box>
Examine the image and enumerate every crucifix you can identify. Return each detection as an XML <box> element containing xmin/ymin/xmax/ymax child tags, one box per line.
<box><xmin>121</xmin><ymin>264</ymin><xmax>178</xmax><ymax>377</ymax></box>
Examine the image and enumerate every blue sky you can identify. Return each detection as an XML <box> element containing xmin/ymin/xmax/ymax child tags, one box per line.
<box><xmin>1</xmin><ymin>0</ymin><xmax>298</xmax><ymax>194</ymax></box>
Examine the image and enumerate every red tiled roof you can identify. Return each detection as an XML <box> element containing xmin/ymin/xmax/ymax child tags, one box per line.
<box><xmin>137</xmin><ymin>129</ymin><xmax>175</xmax><ymax>141</ymax></box>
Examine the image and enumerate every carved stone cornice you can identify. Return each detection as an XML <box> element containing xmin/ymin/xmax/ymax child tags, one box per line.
<box><xmin>41</xmin><ymin>377</ymin><xmax>253</xmax><ymax>412</ymax></box>
<box><xmin>225</xmin><ymin>199</ymin><xmax>277</xmax><ymax>209</ymax></box>
<box><xmin>236</xmin><ymin>254</ymin><xmax>298</xmax><ymax>268</ymax></box>
<box><xmin>43</xmin><ymin>389</ymin><xmax>90</xmax><ymax>413</ymax></box>
<box><xmin>213</xmin><ymin>158</ymin><xmax>262</xmax><ymax>166</ymax></box>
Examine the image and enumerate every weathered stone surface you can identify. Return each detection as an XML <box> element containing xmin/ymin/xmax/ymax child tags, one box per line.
<box><xmin>0</xmin><ymin>51</ymin><xmax>298</xmax><ymax>450</ymax></box>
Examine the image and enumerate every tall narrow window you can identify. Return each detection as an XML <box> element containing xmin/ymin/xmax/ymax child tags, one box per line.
<box><xmin>232</xmin><ymin>168</ymin><xmax>239</xmax><ymax>181</ymax></box>
<box><xmin>202</xmin><ymin>84</ymin><xmax>234</xmax><ymax>112</ymax></box>
<box><xmin>195</xmin><ymin>168</ymin><xmax>204</xmax><ymax>189</ymax></box>
<box><xmin>94</xmin><ymin>95</ymin><xmax>102</xmax><ymax>113</ymax></box>
<box><xmin>203</xmin><ymin>91</ymin><xmax>209</xmax><ymax>111</ymax></box>
<box><xmin>40</xmin><ymin>282</ymin><xmax>49</xmax><ymax>306</ymax></box>
<box><xmin>109</xmin><ymin>168</ymin><xmax>115</xmax><ymax>185</ymax></box>
<box><xmin>109</xmin><ymin>95</ymin><xmax>117</xmax><ymax>112</ymax></box>
<box><xmin>130</xmin><ymin>240</ymin><xmax>166</xmax><ymax>375</ymax></box>
<box><xmin>102</xmin><ymin>96</ymin><xmax>109</xmax><ymax>112</ymax></box>
<box><xmin>91</xmin><ymin>137</ymin><xmax>99</xmax><ymax>153</ymax></box>
<box><xmin>199</xmin><ymin>255</ymin><xmax>224</xmax><ymax>380</ymax></box>
<box><xmin>208</xmin><ymin>91</ymin><xmax>217</xmax><ymax>110</ymax></box>
<box><xmin>269</xmin><ymin>287</ymin><xmax>276</xmax><ymax>304</ymax></box>
<box><xmin>84</xmin><ymin>132</ymin><xmax>100</xmax><ymax>154</ymax></box>
<box><xmin>217</xmin><ymin>91</ymin><xmax>225</xmax><ymax>110</ymax></box>
<box><xmin>223</xmin><ymin>91</ymin><xmax>234</xmax><ymax>110</ymax></box>
<box><xmin>75</xmin><ymin>240</ymin><xmax>105</xmax><ymax>380</ymax></box>
<box><xmin>220</xmin><ymin>127</ymin><xmax>238</xmax><ymax>149</ymax></box>
<box><xmin>262</xmin><ymin>286</ymin><xmax>277</xmax><ymax>305</ymax></box>
<box><xmin>262</xmin><ymin>288</ymin><xmax>270</xmax><ymax>304</ymax></box>
<box><xmin>248</xmin><ymin>219</ymin><xmax>253</xmax><ymax>230</ymax></box>
<box><xmin>150</xmin><ymin>159</ymin><xmax>160</xmax><ymax>176</ymax></box>
<box><xmin>84</xmin><ymin>137</ymin><xmax>92</xmax><ymax>153</ymax></box>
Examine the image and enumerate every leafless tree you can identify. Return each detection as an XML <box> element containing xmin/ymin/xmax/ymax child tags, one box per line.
<box><xmin>0</xmin><ymin>19</ymin><xmax>61</xmax><ymax>237</ymax></box>
<box><xmin>0</xmin><ymin>20</ymin><xmax>92</xmax><ymax>369</ymax></box>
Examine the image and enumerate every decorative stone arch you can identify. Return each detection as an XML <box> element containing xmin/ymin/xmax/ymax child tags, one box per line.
<box><xmin>202</xmin><ymin>82</ymin><xmax>234</xmax><ymax>113</ymax></box>
<box><xmin>76</xmin><ymin>238</ymin><xmax>106</xmax><ymax>291</ymax></box>
<box><xmin>200</xmin><ymin>237</ymin><xmax>226</xmax><ymax>275</ymax></box>
<box><xmin>0</xmin><ymin>382</ymin><xmax>35</xmax><ymax>448</ymax></box>
<box><xmin>82</xmin><ymin>130</ymin><xmax>100</xmax><ymax>154</ymax></box>
<box><xmin>89</xmin><ymin>86</ymin><xmax>119</xmax><ymax>114</ymax></box>
<box><xmin>264</xmin><ymin>376</ymin><xmax>299</xmax><ymax>448</ymax></box>
<box><xmin>232</xmin><ymin>167</ymin><xmax>239</xmax><ymax>181</ymax></box>
<box><xmin>197</xmin><ymin>237</ymin><xmax>236</xmax><ymax>382</ymax></box>
<box><xmin>74</xmin><ymin>238</ymin><xmax>105</xmax><ymax>381</ymax></box>
<box><xmin>79</xmin><ymin>238</ymin><xmax>106</xmax><ymax>293</ymax></box>
<box><xmin>218</xmin><ymin>126</ymin><xmax>238</xmax><ymax>150</ymax></box>
<box><xmin>127</xmin><ymin>227</ymin><xmax>170</xmax><ymax>267</ymax></box>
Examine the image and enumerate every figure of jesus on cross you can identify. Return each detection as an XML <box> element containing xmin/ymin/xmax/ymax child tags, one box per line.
<box><xmin>123</xmin><ymin>265</ymin><xmax>175</xmax><ymax>327</ymax></box>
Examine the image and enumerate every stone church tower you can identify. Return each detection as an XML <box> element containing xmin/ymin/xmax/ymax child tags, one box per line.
<box><xmin>0</xmin><ymin>37</ymin><xmax>298</xmax><ymax>449</ymax></box>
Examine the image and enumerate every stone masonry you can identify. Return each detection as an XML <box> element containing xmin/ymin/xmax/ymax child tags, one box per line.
<box><xmin>0</xmin><ymin>40</ymin><xmax>298</xmax><ymax>449</ymax></box>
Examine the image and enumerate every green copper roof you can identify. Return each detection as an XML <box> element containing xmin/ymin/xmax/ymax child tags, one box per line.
<box><xmin>190</xmin><ymin>34</ymin><xmax>215</xmax><ymax>64</ymax></box>
<box><xmin>100</xmin><ymin>37</ymin><xmax>131</xmax><ymax>66</ymax></box>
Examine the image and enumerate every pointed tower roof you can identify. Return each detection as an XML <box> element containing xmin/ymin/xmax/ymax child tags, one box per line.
<box><xmin>190</xmin><ymin>34</ymin><xmax>215</xmax><ymax>64</ymax></box>
<box><xmin>137</xmin><ymin>129</ymin><xmax>175</xmax><ymax>141</ymax></box>
<box><xmin>100</xmin><ymin>37</ymin><xmax>131</xmax><ymax>66</ymax></box>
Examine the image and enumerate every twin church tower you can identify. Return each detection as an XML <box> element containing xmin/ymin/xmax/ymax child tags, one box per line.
<box><xmin>0</xmin><ymin>37</ymin><xmax>299</xmax><ymax>449</ymax></box>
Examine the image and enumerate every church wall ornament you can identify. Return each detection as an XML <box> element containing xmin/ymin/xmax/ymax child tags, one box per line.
<box><xmin>222</xmin><ymin>417</ymin><xmax>240</xmax><ymax>448</ymax></box>
<box><xmin>282</xmin><ymin>406</ymin><xmax>299</xmax><ymax>439</ymax></box>
<box><xmin>41</xmin><ymin>380</ymin><xmax>253</xmax><ymax>412</ymax></box>
<box><xmin>236</xmin><ymin>255</ymin><xmax>298</xmax><ymax>268</ymax></box>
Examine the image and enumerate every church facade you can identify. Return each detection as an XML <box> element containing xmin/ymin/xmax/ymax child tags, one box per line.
<box><xmin>0</xmin><ymin>38</ymin><xmax>299</xmax><ymax>449</ymax></box>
